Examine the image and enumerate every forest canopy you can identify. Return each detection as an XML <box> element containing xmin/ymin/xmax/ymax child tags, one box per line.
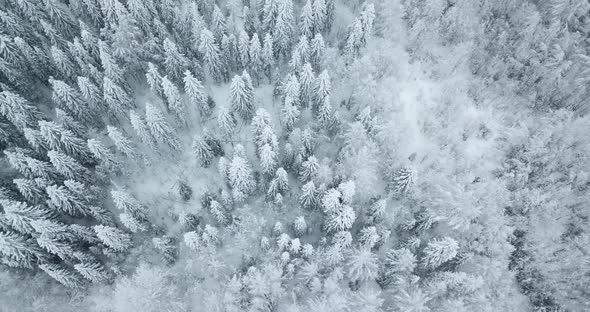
<box><xmin>0</xmin><ymin>0</ymin><xmax>589</xmax><ymax>311</ymax></box>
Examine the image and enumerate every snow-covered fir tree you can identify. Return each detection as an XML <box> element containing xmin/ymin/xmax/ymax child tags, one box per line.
<box><xmin>94</xmin><ymin>224</ymin><xmax>132</xmax><ymax>252</ymax></box>
<box><xmin>107</xmin><ymin>126</ymin><xmax>138</xmax><ymax>160</ymax></box>
<box><xmin>229</xmin><ymin>71</ymin><xmax>255</xmax><ymax>120</ymax></box>
<box><xmin>144</xmin><ymin>103</ymin><xmax>181</xmax><ymax>151</ymax></box>
<box><xmin>161</xmin><ymin>76</ymin><xmax>186</xmax><ymax>125</ymax></box>
<box><xmin>227</xmin><ymin>149</ymin><xmax>256</xmax><ymax>202</ymax></box>
<box><xmin>199</xmin><ymin>29</ymin><xmax>223</xmax><ymax>82</ymax></box>
<box><xmin>183</xmin><ymin>70</ymin><xmax>210</xmax><ymax>117</ymax></box>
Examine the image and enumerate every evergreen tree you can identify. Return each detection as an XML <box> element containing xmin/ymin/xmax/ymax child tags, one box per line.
<box><xmin>289</xmin><ymin>35</ymin><xmax>310</xmax><ymax>72</ymax></box>
<box><xmin>103</xmin><ymin>76</ymin><xmax>134</xmax><ymax>119</ymax></box>
<box><xmin>13</xmin><ymin>178</ymin><xmax>46</xmax><ymax>203</ymax></box>
<box><xmin>228</xmin><ymin>146</ymin><xmax>256</xmax><ymax>201</ymax></box>
<box><xmin>300</xmin><ymin>155</ymin><xmax>319</xmax><ymax>182</ymax></box>
<box><xmin>281</xmin><ymin>98</ymin><xmax>300</xmax><ymax>131</ymax></box>
<box><xmin>324</xmin><ymin>205</ymin><xmax>356</xmax><ymax>233</ymax></box>
<box><xmin>300</xmin><ymin>181</ymin><xmax>318</xmax><ymax>209</ymax></box>
<box><xmin>202</xmin><ymin>224</ymin><xmax>220</xmax><ymax>247</ymax></box>
<box><xmin>268</xmin><ymin>167</ymin><xmax>289</xmax><ymax>198</ymax></box>
<box><xmin>5</xmin><ymin>150</ymin><xmax>50</xmax><ymax>179</ymax></box>
<box><xmin>47</xmin><ymin>150</ymin><xmax>86</xmax><ymax>181</ymax></box>
<box><xmin>299</xmin><ymin>0</ymin><xmax>314</xmax><ymax>38</ymax></box>
<box><xmin>262</xmin><ymin>0</ymin><xmax>279</xmax><ymax>32</ymax></box>
<box><xmin>22</xmin><ymin>128</ymin><xmax>46</xmax><ymax>152</ymax></box>
<box><xmin>192</xmin><ymin>135</ymin><xmax>214</xmax><ymax>167</ymax></box>
<box><xmin>39</xmin><ymin>20</ymin><xmax>64</xmax><ymax>47</ymax></box>
<box><xmin>259</xmin><ymin>143</ymin><xmax>277</xmax><ymax>175</ymax></box>
<box><xmin>221</xmin><ymin>34</ymin><xmax>238</xmax><ymax>76</ymax></box>
<box><xmin>4</xmin><ymin>149</ymin><xmax>29</xmax><ymax>177</ymax></box>
<box><xmin>74</xmin><ymin>262</ymin><xmax>111</xmax><ymax>283</ymax></box>
<box><xmin>94</xmin><ymin>225</ymin><xmax>132</xmax><ymax>253</ymax></box>
<box><xmin>80</xmin><ymin>21</ymin><xmax>99</xmax><ymax>58</ymax></box>
<box><xmin>36</xmin><ymin>235</ymin><xmax>76</xmax><ymax>261</ymax></box>
<box><xmin>262</xmin><ymin>33</ymin><xmax>275</xmax><ymax>80</ymax></box>
<box><xmin>161</xmin><ymin>76</ymin><xmax>186</xmax><ymax>125</ymax></box>
<box><xmin>68</xmin><ymin>38</ymin><xmax>94</xmax><ymax>78</ymax></box>
<box><xmin>50</xmin><ymin>46</ymin><xmax>76</xmax><ymax>80</ymax></box>
<box><xmin>209</xmin><ymin>200</ymin><xmax>228</xmax><ymax>225</ymax></box>
<box><xmin>38</xmin><ymin>120</ymin><xmax>89</xmax><ymax>160</ymax></box>
<box><xmin>77</xmin><ymin>76</ymin><xmax>104</xmax><ymax>116</ymax></box>
<box><xmin>98</xmin><ymin>0</ymin><xmax>128</xmax><ymax>25</ymax></box>
<box><xmin>249</xmin><ymin>33</ymin><xmax>264</xmax><ymax>83</ymax></box>
<box><xmin>360</xmin><ymin>3</ymin><xmax>375</xmax><ymax>42</ymax></box>
<box><xmin>56</xmin><ymin>110</ymin><xmax>84</xmax><ymax>140</ymax></box>
<box><xmin>312</xmin><ymin>0</ymin><xmax>327</xmax><ymax>33</ymax></box>
<box><xmin>111</xmin><ymin>189</ymin><xmax>146</xmax><ymax>219</ymax></box>
<box><xmin>229</xmin><ymin>71</ymin><xmax>255</xmax><ymax>120</ymax></box>
<box><xmin>293</xmin><ymin>216</ymin><xmax>307</xmax><ymax>236</ymax></box>
<box><xmin>322</xmin><ymin>188</ymin><xmax>342</xmax><ymax>214</ymax></box>
<box><xmin>359</xmin><ymin>226</ymin><xmax>380</xmax><ymax>248</ymax></box>
<box><xmin>0</xmin><ymin>10</ymin><xmax>29</xmax><ymax>39</ymax></box>
<box><xmin>14</xmin><ymin>37</ymin><xmax>51</xmax><ymax>82</ymax></box>
<box><xmin>325</xmin><ymin>0</ymin><xmax>335</xmax><ymax>32</ymax></box>
<box><xmin>25</xmin><ymin>154</ymin><xmax>53</xmax><ymax>178</ymax></box>
<box><xmin>98</xmin><ymin>41</ymin><xmax>124</xmax><ymax>84</ymax></box>
<box><xmin>310</xmin><ymin>33</ymin><xmax>326</xmax><ymax>70</ymax></box>
<box><xmin>145</xmin><ymin>104</ymin><xmax>181</xmax><ymax>151</ymax></box>
<box><xmin>50</xmin><ymin>78</ymin><xmax>91</xmax><ymax>123</ymax></box>
<box><xmin>344</xmin><ymin>18</ymin><xmax>365</xmax><ymax>59</ymax></box>
<box><xmin>31</xmin><ymin>221</ymin><xmax>66</xmax><ymax>245</ymax></box>
<box><xmin>146</xmin><ymin>62</ymin><xmax>163</xmax><ymax>98</ymax></box>
<box><xmin>152</xmin><ymin>235</ymin><xmax>177</xmax><ymax>263</ymax></box>
<box><xmin>211</xmin><ymin>5</ymin><xmax>227</xmax><ymax>40</ymax></box>
<box><xmin>189</xmin><ymin>3</ymin><xmax>206</xmax><ymax>48</ymax></box>
<box><xmin>119</xmin><ymin>212</ymin><xmax>146</xmax><ymax>233</ymax></box>
<box><xmin>338</xmin><ymin>180</ymin><xmax>356</xmax><ymax>204</ymax></box>
<box><xmin>283</xmin><ymin>74</ymin><xmax>301</xmax><ymax>105</ymax></box>
<box><xmin>315</xmin><ymin>69</ymin><xmax>331</xmax><ymax>108</ymax></box>
<box><xmin>129</xmin><ymin>110</ymin><xmax>155</xmax><ymax>147</ymax></box>
<box><xmin>151</xmin><ymin>16</ymin><xmax>168</xmax><ymax>39</ymax></box>
<box><xmin>128</xmin><ymin>0</ymin><xmax>154</xmax><ymax>33</ymax></box>
<box><xmin>199</xmin><ymin>29</ymin><xmax>223</xmax><ymax>82</ymax></box>
<box><xmin>0</xmin><ymin>230</ymin><xmax>42</xmax><ymax>268</ymax></box>
<box><xmin>252</xmin><ymin>108</ymin><xmax>278</xmax><ymax>150</ymax></box>
<box><xmin>390</xmin><ymin>167</ymin><xmax>415</xmax><ymax>195</ymax></box>
<box><xmin>0</xmin><ymin>91</ymin><xmax>41</xmax><ymax>129</ymax></box>
<box><xmin>274</xmin><ymin>0</ymin><xmax>294</xmax><ymax>56</ymax></box>
<box><xmin>87</xmin><ymin>138</ymin><xmax>118</xmax><ymax>169</ymax></box>
<box><xmin>300</xmin><ymin>63</ymin><xmax>315</xmax><ymax>107</ymax></box>
<box><xmin>422</xmin><ymin>237</ymin><xmax>459</xmax><ymax>269</ymax></box>
<box><xmin>347</xmin><ymin>248</ymin><xmax>379</xmax><ymax>282</ymax></box>
<box><xmin>107</xmin><ymin>126</ymin><xmax>138</xmax><ymax>160</ymax></box>
<box><xmin>244</xmin><ymin>4</ymin><xmax>260</xmax><ymax>33</ymax></box>
<box><xmin>45</xmin><ymin>183</ymin><xmax>87</xmax><ymax>216</ymax></box>
<box><xmin>163</xmin><ymin>38</ymin><xmax>189</xmax><ymax>83</ymax></box>
<box><xmin>39</xmin><ymin>263</ymin><xmax>82</xmax><ymax>288</ymax></box>
<box><xmin>218</xmin><ymin>106</ymin><xmax>237</xmax><ymax>138</ymax></box>
<box><xmin>183</xmin><ymin>231</ymin><xmax>200</xmax><ymax>251</ymax></box>
<box><xmin>110</xmin><ymin>14</ymin><xmax>142</xmax><ymax>68</ymax></box>
<box><xmin>366</xmin><ymin>198</ymin><xmax>387</xmax><ymax>225</ymax></box>
<box><xmin>393</xmin><ymin>289</ymin><xmax>430</xmax><ymax>312</ymax></box>
<box><xmin>183</xmin><ymin>70</ymin><xmax>209</xmax><ymax>117</ymax></box>
<box><xmin>1</xmin><ymin>199</ymin><xmax>50</xmax><ymax>234</ymax></box>
<box><xmin>238</xmin><ymin>30</ymin><xmax>251</xmax><ymax>71</ymax></box>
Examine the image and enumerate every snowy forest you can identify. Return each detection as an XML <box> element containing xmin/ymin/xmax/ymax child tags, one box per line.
<box><xmin>0</xmin><ymin>0</ymin><xmax>589</xmax><ymax>311</ymax></box>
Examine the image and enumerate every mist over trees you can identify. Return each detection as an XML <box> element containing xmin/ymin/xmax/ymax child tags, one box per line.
<box><xmin>0</xmin><ymin>0</ymin><xmax>589</xmax><ymax>311</ymax></box>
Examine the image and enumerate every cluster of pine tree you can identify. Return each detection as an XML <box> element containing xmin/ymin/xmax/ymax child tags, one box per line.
<box><xmin>0</xmin><ymin>0</ymin><xmax>373</xmax><ymax>290</ymax></box>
